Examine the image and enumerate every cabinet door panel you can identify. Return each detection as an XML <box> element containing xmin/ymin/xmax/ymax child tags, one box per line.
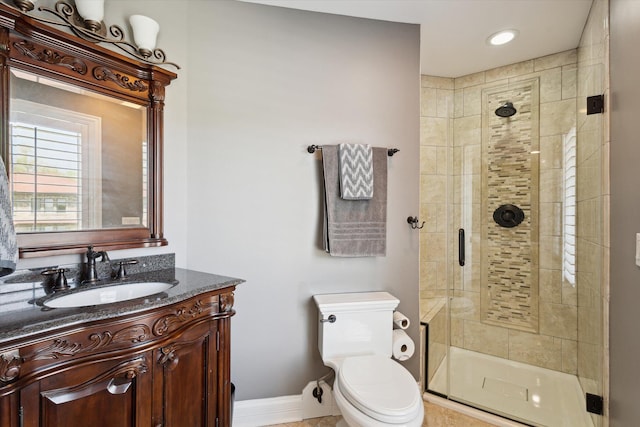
<box><xmin>42</xmin><ymin>388</ymin><xmax>134</xmax><ymax>427</ymax></box>
<box><xmin>158</xmin><ymin>322</ymin><xmax>217</xmax><ymax>427</ymax></box>
<box><xmin>24</xmin><ymin>356</ymin><xmax>151</xmax><ymax>427</ymax></box>
<box><xmin>0</xmin><ymin>393</ymin><xmax>19</xmax><ymax>427</ymax></box>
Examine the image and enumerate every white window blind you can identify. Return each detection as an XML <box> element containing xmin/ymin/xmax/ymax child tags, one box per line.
<box><xmin>10</xmin><ymin>99</ymin><xmax>102</xmax><ymax>232</ymax></box>
<box><xmin>563</xmin><ymin>127</ymin><xmax>577</xmax><ymax>286</ymax></box>
<box><xmin>10</xmin><ymin>123</ymin><xmax>82</xmax><ymax>232</ymax></box>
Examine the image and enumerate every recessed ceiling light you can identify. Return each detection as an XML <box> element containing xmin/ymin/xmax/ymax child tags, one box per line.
<box><xmin>488</xmin><ymin>29</ymin><xmax>519</xmax><ymax>46</ymax></box>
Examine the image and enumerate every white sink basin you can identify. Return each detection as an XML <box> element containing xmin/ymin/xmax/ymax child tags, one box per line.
<box><xmin>44</xmin><ymin>282</ymin><xmax>174</xmax><ymax>308</ymax></box>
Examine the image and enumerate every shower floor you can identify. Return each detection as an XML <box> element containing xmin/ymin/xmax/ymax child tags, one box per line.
<box><xmin>429</xmin><ymin>346</ymin><xmax>594</xmax><ymax>427</ymax></box>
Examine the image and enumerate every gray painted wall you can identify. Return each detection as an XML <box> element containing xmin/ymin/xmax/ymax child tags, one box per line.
<box><xmin>10</xmin><ymin>0</ymin><xmax>419</xmax><ymax>402</ymax></box>
<box><xmin>185</xmin><ymin>1</ymin><xmax>421</xmax><ymax>400</ymax></box>
<box><xmin>609</xmin><ymin>0</ymin><xmax>640</xmax><ymax>425</ymax></box>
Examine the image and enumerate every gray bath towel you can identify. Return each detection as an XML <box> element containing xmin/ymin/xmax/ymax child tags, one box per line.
<box><xmin>322</xmin><ymin>145</ymin><xmax>387</xmax><ymax>257</ymax></box>
<box><xmin>0</xmin><ymin>156</ymin><xmax>17</xmax><ymax>276</ymax></box>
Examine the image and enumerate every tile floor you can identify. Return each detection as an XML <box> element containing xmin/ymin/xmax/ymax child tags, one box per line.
<box><xmin>267</xmin><ymin>401</ymin><xmax>498</xmax><ymax>426</ymax></box>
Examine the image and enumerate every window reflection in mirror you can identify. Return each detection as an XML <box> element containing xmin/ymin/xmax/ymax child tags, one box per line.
<box><xmin>9</xmin><ymin>69</ymin><xmax>147</xmax><ymax>233</ymax></box>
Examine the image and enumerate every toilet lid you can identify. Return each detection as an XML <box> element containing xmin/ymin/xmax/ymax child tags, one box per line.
<box><xmin>339</xmin><ymin>355</ymin><xmax>422</xmax><ymax>424</ymax></box>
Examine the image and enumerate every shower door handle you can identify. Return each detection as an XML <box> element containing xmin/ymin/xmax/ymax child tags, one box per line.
<box><xmin>458</xmin><ymin>228</ymin><xmax>465</xmax><ymax>266</ymax></box>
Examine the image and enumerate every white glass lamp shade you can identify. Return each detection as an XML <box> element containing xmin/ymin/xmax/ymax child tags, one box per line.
<box><xmin>129</xmin><ymin>15</ymin><xmax>160</xmax><ymax>56</ymax></box>
<box><xmin>75</xmin><ymin>0</ymin><xmax>104</xmax><ymax>22</ymax></box>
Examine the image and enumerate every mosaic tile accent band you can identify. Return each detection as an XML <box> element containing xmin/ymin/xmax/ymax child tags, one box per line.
<box><xmin>481</xmin><ymin>80</ymin><xmax>540</xmax><ymax>333</ymax></box>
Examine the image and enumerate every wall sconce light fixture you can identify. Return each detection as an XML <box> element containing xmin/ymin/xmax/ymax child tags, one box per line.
<box><xmin>74</xmin><ymin>0</ymin><xmax>104</xmax><ymax>32</ymax></box>
<box><xmin>129</xmin><ymin>14</ymin><xmax>159</xmax><ymax>58</ymax></box>
<box><xmin>12</xmin><ymin>0</ymin><xmax>35</xmax><ymax>12</ymax></box>
<box><xmin>6</xmin><ymin>0</ymin><xmax>179</xmax><ymax>69</ymax></box>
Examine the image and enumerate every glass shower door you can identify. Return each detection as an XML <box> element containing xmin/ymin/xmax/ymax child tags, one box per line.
<box><xmin>444</xmin><ymin>70</ymin><xmax>605</xmax><ymax>426</ymax></box>
<box><xmin>422</xmin><ymin>3</ymin><xmax>608</xmax><ymax>425</ymax></box>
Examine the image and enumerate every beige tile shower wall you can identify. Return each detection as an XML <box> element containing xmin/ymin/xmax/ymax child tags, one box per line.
<box><xmin>419</xmin><ymin>76</ymin><xmax>453</xmax><ymax>389</ymax></box>
<box><xmin>576</xmin><ymin>0</ymin><xmax>609</xmax><ymax>424</ymax></box>
<box><xmin>453</xmin><ymin>51</ymin><xmax>578</xmax><ymax>373</ymax></box>
<box><xmin>420</xmin><ymin>48</ymin><xmax>579</xmax><ymax>376</ymax></box>
<box><xmin>420</xmin><ymin>75</ymin><xmax>453</xmax><ymax>303</ymax></box>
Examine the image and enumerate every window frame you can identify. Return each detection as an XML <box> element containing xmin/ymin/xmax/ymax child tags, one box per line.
<box><xmin>10</xmin><ymin>98</ymin><xmax>103</xmax><ymax>232</ymax></box>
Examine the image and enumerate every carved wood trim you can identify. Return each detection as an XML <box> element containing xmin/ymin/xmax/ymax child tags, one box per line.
<box><xmin>92</xmin><ymin>66</ymin><xmax>147</xmax><ymax>92</ymax></box>
<box><xmin>0</xmin><ymin>352</ymin><xmax>21</xmax><ymax>384</ymax></box>
<box><xmin>23</xmin><ymin>324</ymin><xmax>151</xmax><ymax>361</ymax></box>
<box><xmin>158</xmin><ymin>343</ymin><xmax>179</xmax><ymax>367</ymax></box>
<box><xmin>0</xmin><ymin>28</ymin><xmax>8</xmax><ymax>55</ymax></box>
<box><xmin>12</xmin><ymin>39</ymin><xmax>87</xmax><ymax>74</ymax></box>
<box><xmin>152</xmin><ymin>300</ymin><xmax>206</xmax><ymax>336</ymax></box>
<box><xmin>149</xmin><ymin>79</ymin><xmax>165</xmax><ymax>103</ymax></box>
<box><xmin>99</xmin><ymin>324</ymin><xmax>151</xmax><ymax>345</ymax></box>
<box><xmin>28</xmin><ymin>339</ymin><xmax>81</xmax><ymax>361</ymax></box>
<box><xmin>220</xmin><ymin>292</ymin><xmax>234</xmax><ymax>312</ymax></box>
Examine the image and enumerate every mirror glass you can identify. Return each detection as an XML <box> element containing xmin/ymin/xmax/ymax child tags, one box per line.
<box><xmin>9</xmin><ymin>69</ymin><xmax>147</xmax><ymax>233</ymax></box>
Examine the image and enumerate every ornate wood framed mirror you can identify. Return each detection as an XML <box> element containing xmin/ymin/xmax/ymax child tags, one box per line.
<box><xmin>0</xmin><ymin>4</ymin><xmax>177</xmax><ymax>257</ymax></box>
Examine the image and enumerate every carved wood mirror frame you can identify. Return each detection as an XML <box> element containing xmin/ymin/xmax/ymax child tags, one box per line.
<box><xmin>0</xmin><ymin>4</ymin><xmax>176</xmax><ymax>257</ymax></box>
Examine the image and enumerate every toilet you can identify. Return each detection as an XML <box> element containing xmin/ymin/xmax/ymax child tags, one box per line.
<box><xmin>313</xmin><ymin>291</ymin><xmax>424</xmax><ymax>427</ymax></box>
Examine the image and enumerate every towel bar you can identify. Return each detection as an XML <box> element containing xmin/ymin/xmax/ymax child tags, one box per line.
<box><xmin>307</xmin><ymin>144</ymin><xmax>399</xmax><ymax>157</ymax></box>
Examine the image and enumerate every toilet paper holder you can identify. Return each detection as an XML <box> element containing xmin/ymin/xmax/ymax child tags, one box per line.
<box><xmin>320</xmin><ymin>314</ymin><xmax>336</xmax><ymax>323</ymax></box>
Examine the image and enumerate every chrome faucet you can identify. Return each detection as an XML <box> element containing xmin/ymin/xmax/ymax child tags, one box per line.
<box><xmin>83</xmin><ymin>246</ymin><xmax>109</xmax><ymax>284</ymax></box>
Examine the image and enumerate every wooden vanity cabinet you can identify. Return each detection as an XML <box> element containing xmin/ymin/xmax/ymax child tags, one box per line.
<box><xmin>0</xmin><ymin>288</ymin><xmax>235</xmax><ymax>427</ymax></box>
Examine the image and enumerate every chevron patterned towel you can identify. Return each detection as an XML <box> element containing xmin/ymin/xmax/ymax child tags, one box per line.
<box><xmin>338</xmin><ymin>143</ymin><xmax>373</xmax><ymax>200</ymax></box>
<box><xmin>0</xmin><ymin>156</ymin><xmax>17</xmax><ymax>277</ymax></box>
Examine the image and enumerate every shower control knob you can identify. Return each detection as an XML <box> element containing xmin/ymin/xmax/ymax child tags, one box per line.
<box><xmin>493</xmin><ymin>204</ymin><xmax>525</xmax><ymax>228</ymax></box>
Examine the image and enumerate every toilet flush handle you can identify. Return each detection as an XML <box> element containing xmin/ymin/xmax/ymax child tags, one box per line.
<box><xmin>320</xmin><ymin>314</ymin><xmax>336</xmax><ymax>323</ymax></box>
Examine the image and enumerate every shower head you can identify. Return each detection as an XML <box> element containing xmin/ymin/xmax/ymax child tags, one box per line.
<box><xmin>495</xmin><ymin>101</ymin><xmax>517</xmax><ymax>118</ymax></box>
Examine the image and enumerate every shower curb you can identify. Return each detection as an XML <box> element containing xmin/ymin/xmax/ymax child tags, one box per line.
<box><xmin>423</xmin><ymin>392</ymin><xmax>528</xmax><ymax>427</ymax></box>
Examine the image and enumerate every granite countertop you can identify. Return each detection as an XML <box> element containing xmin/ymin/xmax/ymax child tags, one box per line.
<box><xmin>0</xmin><ymin>267</ymin><xmax>244</xmax><ymax>346</ymax></box>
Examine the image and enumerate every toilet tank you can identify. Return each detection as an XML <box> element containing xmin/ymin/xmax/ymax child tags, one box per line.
<box><xmin>313</xmin><ymin>291</ymin><xmax>399</xmax><ymax>360</ymax></box>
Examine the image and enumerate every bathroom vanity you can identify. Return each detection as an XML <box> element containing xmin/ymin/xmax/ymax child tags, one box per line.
<box><xmin>0</xmin><ymin>5</ymin><xmax>245</xmax><ymax>425</ymax></box>
<box><xmin>0</xmin><ymin>267</ymin><xmax>243</xmax><ymax>427</ymax></box>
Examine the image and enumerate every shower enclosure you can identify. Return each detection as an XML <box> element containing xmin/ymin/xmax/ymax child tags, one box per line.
<box><xmin>419</xmin><ymin>2</ymin><xmax>608</xmax><ymax>426</ymax></box>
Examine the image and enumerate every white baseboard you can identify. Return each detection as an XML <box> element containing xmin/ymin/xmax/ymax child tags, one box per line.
<box><xmin>233</xmin><ymin>381</ymin><xmax>340</xmax><ymax>427</ymax></box>
<box><xmin>233</xmin><ymin>395</ymin><xmax>303</xmax><ymax>427</ymax></box>
<box><xmin>235</xmin><ymin>385</ymin><xmax>530</xmax><ymax>427</ymax></box>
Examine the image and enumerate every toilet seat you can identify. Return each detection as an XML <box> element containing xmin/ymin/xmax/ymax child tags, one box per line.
<box><xmin>338</xmin><ymin>355</ymin><xmax>422</xmax><ymax>424</ymax></box>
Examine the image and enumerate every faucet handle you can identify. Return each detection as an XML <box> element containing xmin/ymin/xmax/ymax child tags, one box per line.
<box><xmin>86</xmin><ymin>245</ymin><xmax>99</xmax><ymax>262</ymax></box>
<box><xmin>42</xmin><ymin>268</ymin><xmax>70</xmax><ymax>292</ymax></box>
<box><xmin>115</xmin><ymin>259</ymin><xmax>139</xmax><ymax>279</ymax></box>
<box><xmin>87</xmin><ymin>246</ymin><xmax>109</xmax><ymax>262</ymax></box>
